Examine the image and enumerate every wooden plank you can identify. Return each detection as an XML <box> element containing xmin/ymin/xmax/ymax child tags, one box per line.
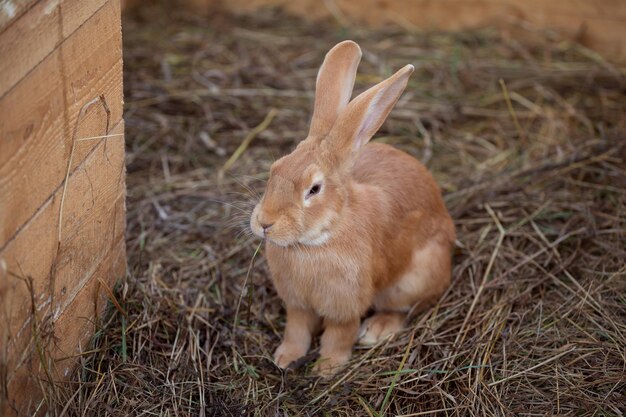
<box><xmin>1</xmin><ymin>238</ymin><xmax>126</xmax><ymax>417</ymax></box>
<box><xmin>0</xmin><ymin>0</ymin><xmax>110</xmax><ymax>99</ymax></box>
<box><xmin>0</xmin><ymin>1</ymin><xmax>125</xmax><ymax>414</ymax></box>
<box><xmin>0</xmin><ymin>0</ymin><xmax>123</xmax><ymax>248</ymax></box>
<box><xmin>0</xmin><ymin>0</ymin><xmax>38</xmax><ymax>33</ymax></box>
<box><xmin>53</xmin><ymin>236</ymin><xmax>126</xmax><ymax>372</ymax></box>
<box><xmin>0</xmin><ymin>130</ymin><xmax>125</xmax><ymax>416</ymax></box>
<box><xmin>0</xmin><ymin>121</ymin><xmax>125</xmax><ymax>343</ymax></box>
<box><xmin>54</xmin><ymin>172</ymin><xmax>126</xmax><ymax>311</ymax></box>
<box><xmin>60</xmin><ymin>0</ymin><xmax>108</xmax><ymax>39</ymax></box>
<box><xmin>0</xmin><ymin>0</ymin><xmax>61</xmax><ymax>98</ymax></box>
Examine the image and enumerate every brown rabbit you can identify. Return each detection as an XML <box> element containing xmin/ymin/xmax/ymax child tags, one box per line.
<box><xmin>250</xmin><ymin>40</ymin><xmax>455</xmax><ymax>376</ymax></box>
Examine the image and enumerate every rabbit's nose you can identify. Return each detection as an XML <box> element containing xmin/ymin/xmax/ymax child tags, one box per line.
<box><xmin>261</xmin><ymin>223</ymin><xmax>274</xmax><ymax>233</ymax></box>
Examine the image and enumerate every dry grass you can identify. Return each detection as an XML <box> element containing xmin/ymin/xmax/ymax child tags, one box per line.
<box><xmin>43</xmin><ymin>4</ymin><xmax>625</xmax><ymax>416</ymax></box>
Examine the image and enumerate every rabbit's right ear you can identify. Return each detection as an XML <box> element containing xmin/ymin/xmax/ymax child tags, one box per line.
<box><xmin>308</xmin><ymin>41</ymin><xmax>362</xmax><ymax>138</ymax></box>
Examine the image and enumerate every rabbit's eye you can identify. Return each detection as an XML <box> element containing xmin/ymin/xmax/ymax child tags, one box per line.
<box><xmin>306</xmin><ymin>183</ymin><xmax>322</xmax><ymax>199</ymax></box>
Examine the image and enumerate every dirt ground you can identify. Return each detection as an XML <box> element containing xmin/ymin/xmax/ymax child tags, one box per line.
<box><xmin>46</xmin><ymin>3</ymin><xmax>625</xmax><ymax>416</ymax></box>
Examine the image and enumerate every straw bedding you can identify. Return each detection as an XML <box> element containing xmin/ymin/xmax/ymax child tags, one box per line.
<box><xmin>45</xmin><ymin>4</ymin><xmax>625</xmax><ymax>416</ymax></box>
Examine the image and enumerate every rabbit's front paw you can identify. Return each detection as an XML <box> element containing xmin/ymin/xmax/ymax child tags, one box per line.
<box><xmin>273</xmin><ymin>342</ymin><xmax>307</xmax><ymax>369</ymax></box>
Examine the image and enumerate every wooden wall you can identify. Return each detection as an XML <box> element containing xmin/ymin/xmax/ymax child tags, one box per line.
<box><xmin>180</xmin><ymin>0</ymin><xmax>626</xmax><ymax>59</ymax></box>
<box><xmin>0</xmin><ymin>0</ymin><xmax>126</xmax><ymax>415</ymax></box>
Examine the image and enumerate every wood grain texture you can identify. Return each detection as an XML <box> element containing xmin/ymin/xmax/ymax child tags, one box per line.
<box><xmin>0</xmin><ymin>0</ymin><xmax>123</xmax><ymax>248</ymax></box>
<box><xmin>59</xmin><ymin>0</ymin><xmax>108</xmax><ymax>39</ymax></box>
<box><xmin>0</xmin><ymin>121</ymin><xmax>125</xmax><ymax>346</ymax></box>
<box><xmin>2</xmin><ymin>239</ymin><xmax>126</xmax><ymax>416</ymax></box>
<box><xmin>0</xmin><ymin>0</ymin><xmax>125</xmax><ymax>414</ymax></box>
<box><xmin>53</xmin><ymin>236</ymin><xmax>126</xmax><ymax>368</ymax></box>
<box><xmin>0</xmin><ymin>122</ymin><xmax>125</xmax><ymax>416</ymax></box>
<box><xmin>0</xmin><ymin>0</ymin><xmax>110</xmax><ymax>99</ymax></box>
<box><xmin>0</xmin><ymin>0</ymin><xmax>60</xmax><ymax>98</ymax></box>
<box><xmin>0</xmin><ymin>0</ymin><xmax>38</xmax><ymax>33</ymax></box>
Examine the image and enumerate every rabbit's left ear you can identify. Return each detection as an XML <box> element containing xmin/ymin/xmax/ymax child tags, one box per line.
<box><xmin>327</xmin><ymin>64</ymin><xmax>414</xmax><ymax>162</ymax></box>
<box><xmin>308</xmin><ymin>41</ymin><xmax>362</xmax><ymax>139</ymax></box>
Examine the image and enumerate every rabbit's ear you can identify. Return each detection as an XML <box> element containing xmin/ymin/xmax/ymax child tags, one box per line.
<box><xmin>327</xmin><ymin>64</ymin><xmax>414</xmax><ymax>162</ymax></box>
<box><xmin>308</xmin><ymin>41</ymin><xmax>362</xmax><ymax>138</ymax></box>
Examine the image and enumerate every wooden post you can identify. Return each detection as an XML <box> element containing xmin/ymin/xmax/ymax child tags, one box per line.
<box><xmin>0</xmin><ymin>1</ymin><xmax>126</xmax><ymax>415</ymax></box>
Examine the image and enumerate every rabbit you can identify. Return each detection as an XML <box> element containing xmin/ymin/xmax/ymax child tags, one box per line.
<box><xmin>250</xmin><ymin>40</ymin><xmax>455</xmax><ymax>376</ymax></box>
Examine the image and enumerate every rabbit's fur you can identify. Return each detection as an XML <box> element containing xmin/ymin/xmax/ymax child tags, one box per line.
<box><xmin>250</xmin><ymin>41</ymin><xmax>455</xmax><ymax>376</ymax></box>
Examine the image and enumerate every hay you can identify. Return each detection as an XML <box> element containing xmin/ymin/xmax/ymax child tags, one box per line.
<box><xmin>46</xmin><ymin>4</ymin><xmax>625</xmax><ymax>416</ymax></box>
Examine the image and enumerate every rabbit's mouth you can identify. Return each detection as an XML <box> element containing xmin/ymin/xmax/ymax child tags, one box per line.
<box><xmin>250</xmin><ymin>207</ymin><xmax>300</xmax><ymax>247</ymax></box>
